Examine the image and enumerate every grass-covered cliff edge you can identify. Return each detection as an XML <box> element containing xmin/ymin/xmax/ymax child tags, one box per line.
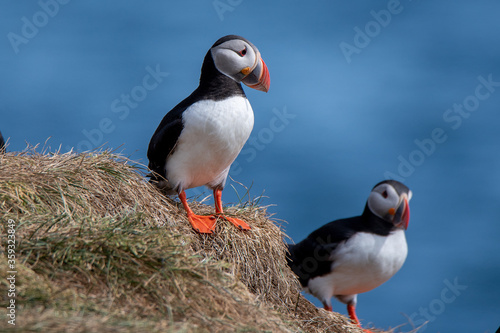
<box><xmin>0</xmin><ymin>149</ymin><xmax>387</xmax><ymax>332</ymax></box>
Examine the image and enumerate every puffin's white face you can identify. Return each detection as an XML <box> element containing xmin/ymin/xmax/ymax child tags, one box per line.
<box><xmin>211</xmin><ymin>38</ymin><xmax>270</xmax><ymax>92</ymax></box>
<box><xmin>367</xmin><ymin>182</ymin><xmax>412</xmax><ymax>229</ymax></box>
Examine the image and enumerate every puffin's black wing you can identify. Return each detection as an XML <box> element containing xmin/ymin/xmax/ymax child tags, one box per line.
<box><xmin>287</xmin><ymin>216</ymin><xmax>364</xmax><ymax>286</ymax></box>
<box><xmin>147</xmin><ymin>91</ymin><xmax>201</xmax><ymax>180</ymax></box>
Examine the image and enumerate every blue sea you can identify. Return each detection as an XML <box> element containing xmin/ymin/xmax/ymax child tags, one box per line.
<box><xmin>1</xmin><ymin>1</ymin><xmax>499</xmax><ymax>332</ymax></box>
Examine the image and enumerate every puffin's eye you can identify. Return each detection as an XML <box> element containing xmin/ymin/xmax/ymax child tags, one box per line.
<box><xmin>381</xmin><ymin>190</ymin><xmax>388</xmax><ymax>199</ymax></box>
<box><xmin>238</xmin><ymin>47</ymin><xmax>247</xmax><ymax>57</ymax></box>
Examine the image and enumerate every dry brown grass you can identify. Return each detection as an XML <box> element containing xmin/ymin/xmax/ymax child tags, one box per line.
<box><xmin>0</xmin><ymin>148</ymin><xmax>384</xmax><ymax>332</ymax></box>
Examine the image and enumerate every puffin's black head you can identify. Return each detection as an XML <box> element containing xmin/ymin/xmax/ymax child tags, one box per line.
<box><xmin>367</xmin><ymin>180</ymin><xmax>412</xmax><ymax>230</ymax></box>
<box><xmin>206</xmin><ymin>35</ymin><xmax>270</xmax><ymax>92</ymax></box>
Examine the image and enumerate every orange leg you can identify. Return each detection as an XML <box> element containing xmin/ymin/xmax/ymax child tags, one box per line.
<box><xmin>213</xmin><ymin>188</ymin><xmax>251</xmax><ymax>230</ymax></box>
<box><xmin>179</xmin><ymin>191</ymin><xmax>216</xmax><ymax>234</ymax></box>
<box><xmin>347</xmin><ymin>303</ymin><xmax>373</xmax><ymax>333</ymax></box>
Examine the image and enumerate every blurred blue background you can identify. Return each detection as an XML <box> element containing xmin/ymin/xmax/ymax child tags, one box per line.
<box><xmin>1</xmin><ymin>1</ymin><xmax>499</xmax><ymax>332</ymax></box>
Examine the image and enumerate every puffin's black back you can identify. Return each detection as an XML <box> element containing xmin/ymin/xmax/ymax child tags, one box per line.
<box><xmin>287</xmin><ymin>206</ymin><xmax>397</xmax><ymax>286</ymax></box>
<box><xmin>147</xmin><ymin>38</ymin><xmax>246</xmax><ymax>181</ymax></box>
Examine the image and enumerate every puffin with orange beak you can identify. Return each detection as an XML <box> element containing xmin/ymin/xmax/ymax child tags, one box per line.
<box><xmin>148</xmin><ymin>35</ymin><xmax>270</xmax><ymax>234</ymax></box>
<box><xmin>287</xmin><ymin>180</ymin><xmax>411</xmax><ymax>332</ymax></box>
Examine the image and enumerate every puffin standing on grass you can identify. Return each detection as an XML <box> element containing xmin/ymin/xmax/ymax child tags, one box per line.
<box><xmin>148</xmin><ymin>35</ymin><xmax>270</xmax><ymax>234</ymax></box>
<box><xmin>287</xmin><ymin>180</ymin><xmax>412</xmax><ymax>332</ymax></box>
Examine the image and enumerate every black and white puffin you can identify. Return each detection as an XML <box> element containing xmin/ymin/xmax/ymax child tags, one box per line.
<box><xmin>287</xmin><ymin>180</ymin><xmax>412</xmax><ymax>332</ymax></box>
<box><xmin>147</xmin><ymin>35</ymin><xmax>270</xmax><ymax>234</ymax></box>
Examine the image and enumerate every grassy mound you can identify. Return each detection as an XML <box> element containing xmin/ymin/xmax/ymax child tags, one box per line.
<box><xmin>0</xmin><ymin>149</ymin><xmax>370</xmax><ymax>332</ymax></box>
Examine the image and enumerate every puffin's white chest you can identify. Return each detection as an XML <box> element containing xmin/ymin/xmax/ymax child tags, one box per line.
<box><xmin>307</xmin><ymin>230</ymin><xmax>407</xmax><ymax>301</ymax></box>
<box><xmin>166</xmin><ymin>96</ymin><xmax>254</xmax><ymax>190</ymax></box>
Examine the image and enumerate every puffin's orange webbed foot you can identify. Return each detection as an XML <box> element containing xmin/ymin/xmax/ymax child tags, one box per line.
<box><xmin>187</xmin><ymin>213</ymin><xmax>216</xmax><ymax>234</ymax></box>
<box><xmin>218</xmin><ymin>215</ymin><xmax>251</xmax><ymax>231</ymax></box>
<box><xmin>213</xmin><ymin>188</ymin><xmax>251</xmax><ymax>231</ymax></box>
<box><xmin>179</xmin><ymin>190</ymin><xmax>216</xmax><ymax>234</ymax></box>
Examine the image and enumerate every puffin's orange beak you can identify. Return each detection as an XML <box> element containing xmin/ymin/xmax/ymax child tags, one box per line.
<box><xmin>394</xmin><ymin>197</ymin><xmax>410</xmax><ymax>230</ymax></box>
<box><xmin>241</xmin><ymin>58</ymin><xmax>270</xmax><ymax>92</ymax></box>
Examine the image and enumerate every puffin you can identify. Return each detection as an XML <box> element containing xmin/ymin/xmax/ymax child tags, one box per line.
<box><xmin>287</xmin><ymin>180</ymin><xmax>411</xmax><ymax>332</ymax></box>
<box><xmin>147</xmin><ymin>35</ymin><xmax>270</xmax><ymax>234</ymax></box>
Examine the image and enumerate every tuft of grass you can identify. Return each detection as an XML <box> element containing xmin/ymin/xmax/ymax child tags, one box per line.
<box><xmin>0</xmin><ymin>148</ymin><xmax>371</xmax><ymax>332</ymax></box>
